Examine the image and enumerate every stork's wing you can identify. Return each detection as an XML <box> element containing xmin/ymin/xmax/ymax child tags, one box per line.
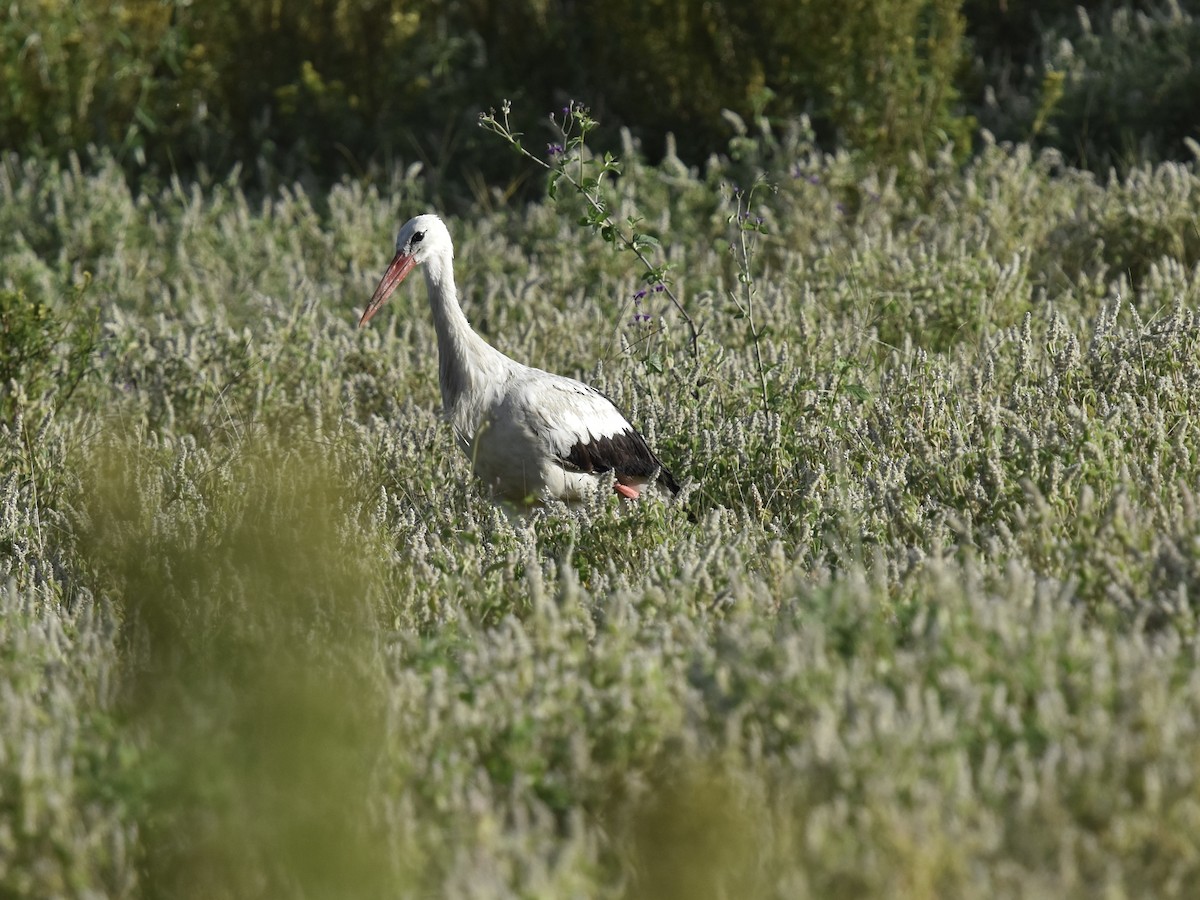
<box><xmin>514</xmin><ymin>373</ymin><xmax>679</xmax><ymax>493</ymax></box>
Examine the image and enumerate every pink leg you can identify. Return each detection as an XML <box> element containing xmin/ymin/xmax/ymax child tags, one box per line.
<box><xmin>614</xmin><ymin>482</ymin><xmax>640</xmax><ymax>500</ymax></box>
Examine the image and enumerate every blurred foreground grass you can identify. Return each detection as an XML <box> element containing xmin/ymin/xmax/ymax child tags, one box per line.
<box><xmin>3</xmin><ymin>125</ymin><xmax>1200</xmax><ymax>896</ymax></box>
<box><xmin>77</xmin><ymin>442</ymin><xmax>393</xmax><ymax>898</ymax></box>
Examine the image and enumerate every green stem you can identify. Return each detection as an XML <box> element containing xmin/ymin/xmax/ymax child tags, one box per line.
<box><xmin>480</xmin><ymin>106</ymin><xmax>700</xmax><ymax>359</ymax></box>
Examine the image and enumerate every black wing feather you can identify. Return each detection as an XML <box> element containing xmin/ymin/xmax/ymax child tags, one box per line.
<box><xmin>561</xmin><ymin>429</ymin><xmax>680</xmax><ymax>495</ymax></box>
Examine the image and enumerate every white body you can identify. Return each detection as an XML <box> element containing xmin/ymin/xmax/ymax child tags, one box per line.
<box><xmin>450</xmin><ymin>362</ymin><xmax>653</xmax><ymax>503</ymax></box>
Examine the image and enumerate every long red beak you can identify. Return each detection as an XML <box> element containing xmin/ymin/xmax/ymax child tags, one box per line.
<box><xmin>358</xmin><ymin>251</ymin><xmax>417</xmax><ymax>327</ymax></box>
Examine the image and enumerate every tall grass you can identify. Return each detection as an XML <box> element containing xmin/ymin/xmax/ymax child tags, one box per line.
<box><xmin>2</xmin><ymin>123</ymin><xmax>1200</xmax><ymax>896</ymax></box>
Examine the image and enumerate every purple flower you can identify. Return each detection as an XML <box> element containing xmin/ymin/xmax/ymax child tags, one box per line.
<box><xmin>547</xmin><ymin>143</ymin><xmax>564</xmax><ymax>157</ymax></box>
<box><xmin>631</xmin><ymin>288</ymin><xmax>651</xmax><ymax>324</ymax></box>
<box><xmin>652</xmin><ymin>283</ymin><xmax>665</xmax><ymax>293</ymax></box>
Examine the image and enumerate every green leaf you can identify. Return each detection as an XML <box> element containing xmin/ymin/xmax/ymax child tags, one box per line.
<box><xmin>843</xmin><ymin>383</ymin><xmax>871</xmax><ymax>402</ymax></box>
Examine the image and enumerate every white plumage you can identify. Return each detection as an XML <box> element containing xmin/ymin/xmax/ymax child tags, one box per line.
<box><xmin>359</xmin><ymin>214</ymin><xmax>679</xmax><ymax>505</ymax></box>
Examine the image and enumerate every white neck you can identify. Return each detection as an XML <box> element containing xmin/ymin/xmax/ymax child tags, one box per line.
<box><xmin>422</xmin><ymin>250</ymin><xmax>509</xmax><ymax>413</ymax></box>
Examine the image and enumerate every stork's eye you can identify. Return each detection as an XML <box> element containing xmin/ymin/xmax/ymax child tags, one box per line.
<box><xmin>411</xmin><ymin>231</ymin><xmax>425</xmax><ymax>246</ymax></box>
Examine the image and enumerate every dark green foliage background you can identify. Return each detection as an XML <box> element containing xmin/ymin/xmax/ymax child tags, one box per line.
<box><xmin>3</xmin><ymin>0</ymin><xmax>1199</xmax><ymax>191</ymax></box>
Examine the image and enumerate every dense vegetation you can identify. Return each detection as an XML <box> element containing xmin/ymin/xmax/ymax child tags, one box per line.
<box><xmin>4</xmin><ymin>0</ymin><xmax>1200</xmax><ymax>896</ymax></box>
<box><xmin>4</xmin><ymin>105</ymin><xmax>1200</xmax><ymax>893</ymax></box>
<box><xmin>3</xmin><ymin>0</ymin><xmax>1199</xmax><ymax>189</ymax></box>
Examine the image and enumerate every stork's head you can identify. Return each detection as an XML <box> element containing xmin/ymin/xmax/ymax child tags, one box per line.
<box><xmin>358</xmin><ymin>214</ymin><xmax>453</xmax><ymax>327</ymax></box>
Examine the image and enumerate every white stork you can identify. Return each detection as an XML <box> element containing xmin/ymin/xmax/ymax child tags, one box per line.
<box><xmin>359</xmin><ymin>214</ymin><xmax>680</xmax><ymax>505</ymax></box>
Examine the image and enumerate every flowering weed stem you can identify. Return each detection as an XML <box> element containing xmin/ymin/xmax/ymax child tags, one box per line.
<box><xmin>729</xmin><ymin>181</ymin><xmax>772</xmax><ymax>414</ymax></box>
<box><xmin>480</xmin><ymin>100</ymin><xmax>700</xmax><ymax>359</ymax></box>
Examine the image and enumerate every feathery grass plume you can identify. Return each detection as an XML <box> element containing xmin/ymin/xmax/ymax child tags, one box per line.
<box><xmin>5</xmin><ymin>117</ymin><xmax>1200</xmax><ymax>895</ymax></box>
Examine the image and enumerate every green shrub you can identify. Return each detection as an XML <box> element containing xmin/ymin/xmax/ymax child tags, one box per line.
<box><xmin>477</xmin><ymin>0</ymin><xmax>973</xmax><ymax>167</ymax></box>
<box><xmin>7</xmin><ymin>0</ymin><xmax>1200</xmax><ymax>187</ymax></box>
<box><xmin>1044</xmin><ymin>2</ymin><xmax>1200</xmax><ymax>165</ymax></box>
<box><xmin>0</xmin><ymin>0</ymin><xmax>471</xmax><ymax>185</ymax></box>
<box><xmin>1</xmin><ymin>0</ymin><xmax>975</xmax><ymax>188</ymax></box>
<box><xmin>0</xmin><ymin>281</ymin><xmax>98</xmax><ymax>419</ymax></box>
<box><xmin>0</xmin><ymin>1</ymin><xmax>173</xmax><ymax>162</ymax></box>
<box><xmin>975</xmin><ymin>1</ymin><xmax>1200</xmax><ymax>167</ymax></box>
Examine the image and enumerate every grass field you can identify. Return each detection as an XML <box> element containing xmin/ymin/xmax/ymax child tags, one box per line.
<box><xmin>3</xmin><ymin>124</ymin><xmax>1200</xmax><ymax>897</ymax></box>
